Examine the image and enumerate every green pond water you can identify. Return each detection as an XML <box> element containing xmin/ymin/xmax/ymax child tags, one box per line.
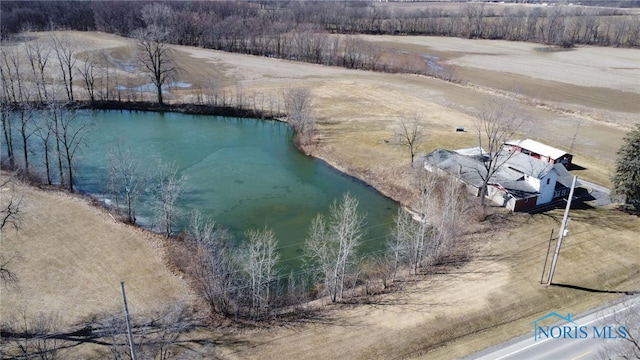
<box><xmin>70</xmin><ymin>110</ymin><xmax>397</xmax><ymax>270</ymax></box>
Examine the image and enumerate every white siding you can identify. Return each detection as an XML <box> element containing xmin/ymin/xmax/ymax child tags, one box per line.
<box><xmin>536</xmin><ymin>170</ymin><xmax>558</xmax><ymax>205</ymax></box>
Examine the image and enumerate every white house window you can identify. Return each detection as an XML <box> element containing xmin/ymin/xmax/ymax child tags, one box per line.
<box><xmin>546</xmin><ymin>178</ymin><xmax>550</xmax><ymax>185</ymax></box>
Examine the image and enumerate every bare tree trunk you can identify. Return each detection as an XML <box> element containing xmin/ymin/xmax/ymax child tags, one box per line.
<box><xmin>284</xmin><ymin>87</ymin><xmax>315</xmax><ymax>147</ymax></box>
<box><xmin>107</xmin><ymin>142</ymin><xmax>146</xmax><ymax>224</ymax></box>
<box><xmin>46</xmin><ymin>103</ymin><xmax>66</xmax><ymax>186</ymax></box>
<box><xmin>473</xmin><ymin>97</ymin><xmax>527</xmax><ymax>208</ymax></box>
<box><xmin>78</xmin><ymin>56</ymin><xmax>97</xmax><ymax>102</ymax></box>
<box><xmin>134</xmin><ymin>25</ymin><xmax>177</xmax><ymax>106</ymax></box>
<box><xmin>395</xmin><ymin>113</ymin><xmax>425</xmax><ymax>167</ymax></box>
<box><xmin>305</xmin><ymin>193</ymin><xmax>365</xmax><ymax>303</ymax></box>
<box><xmin>34</xmin><ymin>121</ymin><xmax>53</xmax><ymax>184</ymax></box>
<box><xmin>154</xmin><ymin>162</ymin><xmax>184</xmax><ymax>237</ymax></box>
<box><xmin>56</xmin><ymin>107</ymin><xmax>91</xmax><ymax>192</ymax></box>
<box><xmin>50</xmin><ymin>34</ymin><xmax>78</xmax><ymax>102</ymax></box>
<box><xmin>1</xmin><ymin>48</ymin><xmax>21</xmax><ymax>168</ymax></box>
<box><xmin>25</xmin><ymin>38</ymin><xmax>51</xmax><ymax>102</ymax></box>
<box><xmin>240</xmin><ymin>227</ymin><xmax>279</xmax><ymax>318</ymax></box>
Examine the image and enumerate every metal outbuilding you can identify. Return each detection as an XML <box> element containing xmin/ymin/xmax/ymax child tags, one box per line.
<box><xmin>504</xmin><ymin>139</ymin><xmax>573</xmax><ymax>168</ymax></box>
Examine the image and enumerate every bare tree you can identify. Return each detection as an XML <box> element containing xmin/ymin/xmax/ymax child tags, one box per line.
<box><xmin>599</xmin><ymin>299</ymin><xmax>640</xmax><ymax>359</ymax></box>
<box><xmin>0</xmin><ymin>88</ymin><xmax>16</xmax><ymax>169</ymax></box>
<box><xmin>463</xmin><ymin>2</ymin><xmax>486</xmax><ymax>39</ymax></box>
<box><xmin>0</xmin><ymin>45</ymin><xmax>23</xmax><ymax>168</ymax></box>
<box><xmin>1</xmin><ymin>173</ymin><xmax>23</xmax><ymax>233</ymax></box>
<box><xmin>0</xmin><ymin>253</ymin><xmax>18</xmax><ymax>286</ymax></box>
<box><xmin>187</xmin><ymin>210</ymin><xmax>238</xmax><ymax>315</ymax></box>
<box><xmin>153</xmin><ymin>162</ymin><xmax>184</xmax><ymax>237</ymax></box>
<box><xmin>395</xmin><ymin>113</ymin><xmax>425</xmax><ymax>167</ymax></box>
<box><xmin>46</xmin><ymin>102</ymin><xmax>66</xmax><ymax>186</ymax></box>
<box><xmin>97</xmin><ymin>50</ymin><xmax>114</xmax><ymax>101</ymax></box>
<box><xmin>77</xmin><ymin>55</ymin><xmax>97</xmax><ymax>102</ymax></box>
<box><xmin>239</xmin><ymin>227</ymin><xmax>279</xmax><ymax>318</ymax></box>
<box><xmin>17</xmin><ymin>102</ymin><xmax>36</xmax><ymax>173</ymax></box>
<box><xmin>425</xmin><ymin>174</ymin><xmax>468</xmax><ymax>265</ymax></box>
<box><xmin>107</xmin><ymin>142</ymin><xmax>147</xmax><ymax>224</ymax></box>
<box><xmin>0</xmin><ymin>44</ymin><xmax>38</xmax><ymax>173</ymax></box>
<box><xmin>388</xmin><ymin>206</ymin><xmax>429</xmax><ymax>277</ymax></box>
<box><xmin>33</xmin><ymin>115</ymin><xmax>54</xmax><ymax>185</ymax></box>
<box><xmin>473</xmin><ymin>98</ymin><xmax>526</xmax><ymax>207</ymax></box>
<box><xmin>0</xmin><ymin>173</ymin><xmax>24</xmax><ymax>285</ymax></box>
<box><xmin>390</xmin><ymin>170</ymin><xmax>469</xmax><ymax>276</ymax></box>
<box><xmin>1</xmin><ymin>173</ymin><xmax>23</xmax><ymax>286</ymax></box>
<box><xmin>55</xmin><ymin>106</ymin><xmax>91</xmax><ymax>192</ymax></box>
<box><xmin>284</xmin><ymin>87</ymin><xmax>315</xmax><ymax>147</ymax></box>
<box><xmin>50</xmin><ymin>34</ymin><xmax>78</xmax><ymax>101</ymax></box>
<box><xmin>24</xmin><ymin>38</ymin><xmax>51</xmax><ymax>102</ymax></box>
<box><xmin>133</xmin><ymin>25</ymin><xmax>177</xmax><ymax>105</ymax></box>
<box><xmin>305</xmin><ymin>193</ymin><xmax>365</xmax><ymax>303</ymax></box>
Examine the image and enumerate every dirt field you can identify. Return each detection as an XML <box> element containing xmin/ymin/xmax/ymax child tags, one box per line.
<box><xmin>1</xmin><ymin>31</ymin><xmax>639</xmax><ymax>359</ymax></box>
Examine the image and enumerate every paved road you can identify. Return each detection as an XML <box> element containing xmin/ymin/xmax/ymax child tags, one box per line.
<box><xmin>467</xmin><ymin>296</ymin><xmax>640</xmax><ymax>360</ymax></box>
<box><xmin>577</xmin><ymin>179</ymin><xmax>611</xmax><ymax>207</ymax></box>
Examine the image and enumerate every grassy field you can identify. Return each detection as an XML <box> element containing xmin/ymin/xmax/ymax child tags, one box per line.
<box><xmin>1</xmin><ymin>30</ymin><xmax>638</xmax><ymax>359</ymax></box>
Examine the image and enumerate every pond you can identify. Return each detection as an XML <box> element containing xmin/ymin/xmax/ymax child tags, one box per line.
<box><xmin>69</xmin><ymin>111</ymin><xmax>398</xmax><ymax>271</ymax></box>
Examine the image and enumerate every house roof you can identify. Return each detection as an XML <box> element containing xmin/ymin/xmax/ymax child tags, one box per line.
<box><xmin>552</xmin><ymin>163</ymin><xmax>580</xmax><ymax>188</ymax></box>
<box><xmin>424</xmin><ymin>148</ymin><xmax>577</xmax><ymax>200</ymax></box>
<box><xmin>503</xmin><ymin>152</ymin><xmax>555</xmax><ymax>178</ymax></box>
<box><xmin>505</xmin><ymin>139</ymin><xmax>570</xmax><ymax>160</ymax></box>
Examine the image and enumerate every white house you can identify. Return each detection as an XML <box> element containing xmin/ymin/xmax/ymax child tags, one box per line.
<box><xmin>424</xmin><ymin>148</ymin><xmax>576</xmax><ymax>212</ymax></box>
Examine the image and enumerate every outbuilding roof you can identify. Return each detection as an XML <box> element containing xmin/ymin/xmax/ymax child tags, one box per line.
<box><xmin>505</xmin><ymin>139</ymin><xmax>570</xmax><ymax>160</ymax></box>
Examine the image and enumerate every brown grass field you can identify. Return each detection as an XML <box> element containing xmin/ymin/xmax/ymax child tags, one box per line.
<box><xmin>1</xmin><ymin>30</ymin><xmax>639</xmax><ymax>359</ymax></box>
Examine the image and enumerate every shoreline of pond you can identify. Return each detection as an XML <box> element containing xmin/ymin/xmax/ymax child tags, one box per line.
<box><xmin>66</xmin><ymin>100</ymin><xmax>407</xmax><ymax>210</ymax></box>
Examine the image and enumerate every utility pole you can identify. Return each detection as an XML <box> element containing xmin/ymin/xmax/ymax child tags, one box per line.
<box><xmin>540</xmin><ymin>228</ymin><xmax>554</xmax><ymax>284</ymax></box>
<box><xmin>546</xmin><ymin>175</ymin><xmax>577</xmax><ymax>286</ymax></box>
<box><xmin>120</xmin><ymin>281</ymin><xmax>137</xmax><ymax>360</ymax></box>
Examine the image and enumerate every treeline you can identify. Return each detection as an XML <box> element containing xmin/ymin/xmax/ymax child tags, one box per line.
<box><xmin>2</xmin><ymin>1</ymin><xmax>639</xmax><ymax>56</ymax></box>
<box><xmin>165</xmin><ymin>172</ymin><xmax>470</xmax><ymax>320</ymax></box>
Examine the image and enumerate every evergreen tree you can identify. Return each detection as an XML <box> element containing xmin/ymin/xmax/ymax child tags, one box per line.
<box><xmin>611</xmin><ymin>123</ymin><xmax>640</xmax><ymax>212</ymax></box>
